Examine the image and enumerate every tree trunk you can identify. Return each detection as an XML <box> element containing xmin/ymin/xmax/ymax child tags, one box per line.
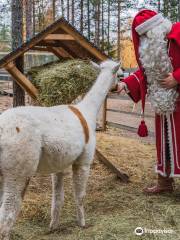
<box><xmin>94</xmin><ymin>1</ymin><xmax>100</xmax><ymax>47</ymax></box>
<box><xmin>71</xmin><ymin>0</ymin><xmax>74</xmax><ymax>26</ymax></box>
<box><xmin>80</xmin><ymin>0</ymin><xmax>84</xmax><ymax>33</ymax></box>
<box><xmin>117</xmin><ymin>0</ymin><xmax>121</xmax><ymax>60</ymax></box>
<box><xmin>61</xmin><ymin>0</ymin><xmax>64</xmax><ymax>17</ymax></box>
<box><xmin>67</xmin><ymin>0</ymin><xmax>70</xmax><ymax>21</ymax></box>
<box><xmin>101</xmin><ymin>0</ymin><xmax>104</xmax><ymax>51</ymax></box>
<box><xmin>25</xmin><ymin>0</ymin><xmax>33</xmax><ymax>39</ymax></box>
<box><xmin>107</xmin><ymin>0</ymin><xmax>110</xmax><ymax>54</ymax></box>
<box><xmin>11</xmin><ymin>0</ymin><xmax>25</xmax><ymax>107</ymax></box>
<box><xmin>52</xmin><ymin>0</ymin><xmax>56</xmax><ymax>21</ymax></box>
<box><xmin>32</xmin><ymin>0</ymin><xmax>36</xmax><ymax>36</ymax></box>
<box><xmin>178</xmin><ymin>0</ymin><xmax>180</xmax><ymax>21</ymax></box>
<box><xmin>87</xmin><ymin>0</ymin><xmax>90</xmax><ymax>40</ymax></box>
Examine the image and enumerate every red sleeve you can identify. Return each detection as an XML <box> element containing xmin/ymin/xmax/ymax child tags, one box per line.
<box><xmin>173</xmin><ymin>68</ymin><xmax>180</xmax><ymax>84</ymax></box>
<box><xmin>123</xmin><ymin>69</ymin><xmax>145</xmax><ymax>103</ymax></box>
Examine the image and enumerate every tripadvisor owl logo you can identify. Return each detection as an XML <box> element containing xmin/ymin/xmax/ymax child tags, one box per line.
<box><xmin>134</xmin><ymin>227</ymin><xmax>144</xmax><ymax>236</ymax></box>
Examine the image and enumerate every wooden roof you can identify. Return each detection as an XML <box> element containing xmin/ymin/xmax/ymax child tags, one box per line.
<box><xmin>0</xmin><ymin>17</ymin><xmax>108</xmax><ymax>69</ymax></box>
<box><xmin>0</xmin><ymin>18</ymin><xmax>108</xmax><ymax>99</ymax></box>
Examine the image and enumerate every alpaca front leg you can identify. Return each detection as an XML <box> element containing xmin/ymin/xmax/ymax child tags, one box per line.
<box><xmin>0</xmin><ymin>181</ymin><xmax>3</xmax><ymax>207</ymax></box>
<box><xmin>50</xmin><ymin>173</ymin><xmax>64</xmax><ymax>231</ymax></box>
<box><xmin>0</xmin><ymin>177</ymin><xmax>30</xmax><ymax>240</ymax></box>
<box><xmin>72</xmin><ymin>164</ymin><xmax>90</xmax><ymax>227</ymax></box>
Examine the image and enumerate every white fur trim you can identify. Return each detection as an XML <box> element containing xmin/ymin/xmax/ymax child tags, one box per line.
<box><xmin>166</xmin><ymin>113</ymin><xmax>175</xmax><ymax>177</ymax></box>
<box><xmin>155</xmin><ymin>168</ymin><xmax>167</xmax><ymax>177</ymax></box>
<box><xmin>135</xmin><ymin>14</ymin><xmax>164</xmax><ymax>35</ymax></box>
<box><xmin>162</xmin><ymin>115</ymin><xmax>166</xmax><ymax>171</ymax></box>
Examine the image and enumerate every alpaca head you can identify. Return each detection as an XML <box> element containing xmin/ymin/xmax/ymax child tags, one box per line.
<box><xmin>100</xmin><ymin>60</ymin><xmax>121</xmax><ymax>74</ymax></box>
<box><xmin>91</xmin><ymin>60</ymin><xmax>122</xmax><ymax>85</ymax></box>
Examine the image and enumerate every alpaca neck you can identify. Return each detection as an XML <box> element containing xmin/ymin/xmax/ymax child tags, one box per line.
<box><xmin>79</xmin><ymin>69</ymin><xmax>114</xmax><ymax>122</ymax></box>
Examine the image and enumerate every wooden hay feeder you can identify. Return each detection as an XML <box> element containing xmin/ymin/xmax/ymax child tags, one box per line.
<box><xmin>0</xmin><ymin>18</ymin><xmax>129</xmax><ymax>183</ymax></box>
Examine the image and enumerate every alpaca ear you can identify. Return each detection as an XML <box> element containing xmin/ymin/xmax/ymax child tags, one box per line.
<box><xmin>91</xmin><ymin>61</ymin><xmax>100</xmax><ymax>70</ymax></box>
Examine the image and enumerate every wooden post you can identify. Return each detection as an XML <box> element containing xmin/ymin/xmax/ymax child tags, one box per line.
<box><xmin>96</xmin><ymin>149</ymin><xmax>129</xmax><ymax>183</ymax></box>
<box><xmin>5</xmin><ymin>62</ymin><xmax>39</xmax><ymax>99</ymax></box>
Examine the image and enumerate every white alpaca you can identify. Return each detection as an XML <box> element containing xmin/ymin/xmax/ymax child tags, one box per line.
<box><xmin>0</xmin><ymin>60</ymin><xmax>121</xmax><ymax>240</ymax></box>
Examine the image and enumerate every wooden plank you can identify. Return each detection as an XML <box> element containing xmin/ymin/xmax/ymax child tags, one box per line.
<box><xmin>45</xmin><ymin>34</ymin><xmax>75</xmax><ymax>41</ymax></box>
<box><xmin>102</xmin><ymin>96</ymin><xmax>107</xmax><ymax>131</ymax></box>
<box><xmin>107</xmin><ymin>121</ymin><xmax>155</xmax><ymax>137</ymax></box>
<box><xmin>106</xmin><ymin>108</ymin><xmax>154</xmax><ymax>119</ymax></box>
<box><xmin>37</xmin><ymin>40</ymin><xmax>62</xmax><ymax>47</ymax></box>
<box><xmin>107</xmin><ymin>93</ymin><xmax>131</xmax><ymax>100</ymax></box>
<box><xmin>5</xmin><ymin>62</ymin><xmax>39</xmax><ymax>99</ymax></box>
<box><xmin>31</xmin><ymin>46</ymin><xmax>49</xmax><ymax>52</ymax></box>
<box><xmin>60</xmin><ymin>22</ymin><xmax>108</xmax><ymax>62</ymax></box>
<box><xmin>48</xmin><ymin>47</ymin><xmax>74</xmax><ymax>59</ymax></box>
<box><xmin>96</xmin><ymin>148</ymin><xmax>129</xmax><ymax>183</ymax></box>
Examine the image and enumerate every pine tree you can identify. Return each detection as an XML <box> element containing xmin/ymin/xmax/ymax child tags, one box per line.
<box><xmin>11</xmin><ymin>0</ymin><xmax>25</xmax><ymax>107</ymax></box>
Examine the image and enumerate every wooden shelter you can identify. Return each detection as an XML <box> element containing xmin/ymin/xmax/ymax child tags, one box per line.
<box><xmin>0</xmin><ymin>17</ymin><xmax>108</xmax><ymax>99</ymax></box>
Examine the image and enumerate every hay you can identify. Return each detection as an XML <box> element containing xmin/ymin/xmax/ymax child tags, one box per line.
<box><xmin>28</xmin><ymin>59</ymin><xmax>99</xmax><ymax>106</ymax></box>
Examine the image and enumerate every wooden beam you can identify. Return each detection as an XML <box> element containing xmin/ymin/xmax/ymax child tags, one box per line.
<box><xmin>48</xmin><ymin>47</ymin><xmax>74</xmax><ymax>59</ymax></box>
<box><xmin>54</xmin><ymin>42</ymin><xmax>78</xmax><ymax>58</ymax></box>
<box><xmin>45</xmin><ymin>34</ymin><xmax>75</xmax><ymax>41</ymax></box>
<box><xmin>60</xmin><ymin>23</ymin><xmax>108</xmax><ymax>62</ymax></box>
<box><xmin>5</xmin><ymin>62</ymin><xmax>39</xmax><ymax>99</ymax></box>
<box><xmin>31</xmin><ymin>46</ymin><xmax>49</xmax><ymax>52</ymax></box>
<box><xmin>96</xmin><ymin>149</ymin><xmax>129</xmax><ymax>183</ymax></box>
<box><xmin>37</xmin><ymin>40</ymin><xmax>62</xmax><ymax>48</ymax></box>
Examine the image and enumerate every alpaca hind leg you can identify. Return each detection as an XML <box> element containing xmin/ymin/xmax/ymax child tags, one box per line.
<box><xmin>0</xmin><ymin>179</ymin><xmax>3</xmax><ymax>207</ymax></box>
<box><xmin>0</xmin><ymin>177</ymin><xmax>30</xmax><ymax>240</ymax></box>
<box><xmin>49</xmin><ymin>172</ymin><xmax>64</xmax><ymax>231</ymax></box>
<box><xmin>72</xmin><ymin>163</ymin><xmax>91</xmax><ymax>227</ymax></box>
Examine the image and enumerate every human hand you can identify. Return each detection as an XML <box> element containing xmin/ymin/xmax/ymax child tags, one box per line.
<box><xmin>161</xmin><ymin>73</ymin><xmax>178</xmax><ymax>89</ymax></box>
<box><xmin>116</xmin><ymin>82</ymin><xmax>126</xmax><ymax>93</ymax></box>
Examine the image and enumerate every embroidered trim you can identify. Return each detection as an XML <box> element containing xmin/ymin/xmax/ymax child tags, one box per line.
<box><xmin>132</xmin><ymin>73</ymin><xmax>140</xmax><ymax>84</ymax></box>
<box><xmin>172</xmin><ymin>114</ymin><xmax>180</xmax><ymax>169</ymax></box>
<box><xmin>158</xmin><ymin>115</ymin><xmax>163</xmax><ymax>167</ymax></box>
<box><xmin>155</xmin><ymin>168</ymin><xmax>167</xmax><ymax>177</ymax></box>
<box><xmin>162</xmin><ymin>115</ymin><xmax>166</xmax><ymax>172</ymax></box>
<box><xmin>68</xmin><ymin>105</ymin><xmax>89</xmax><ymax>144</ymax></box>
<box><xmin>166</xmin><ymin>113</ymin><xmax>175</xmax><ymax>177</ymax></box>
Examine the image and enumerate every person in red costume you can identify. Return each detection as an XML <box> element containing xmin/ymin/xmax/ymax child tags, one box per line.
<box><xmin>117</xmin><ymin>9</ymin><xmax>180</xmax><ymax>194</ymax></box>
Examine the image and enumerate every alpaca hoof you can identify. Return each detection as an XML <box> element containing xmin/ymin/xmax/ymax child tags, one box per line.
<box><xmin>49</xmin><ymin>221</ymin><xmax>60</xmax><ymax>232</ymax></box>
<box><xmin>77</xmin><ymin>220</ymin><xmax>85</xmax><ymax>228</ymax></box>
<box><xmin>0</xmin><ymin>234</ymin><xmax>9</xmax><ymax>240</ymax></box>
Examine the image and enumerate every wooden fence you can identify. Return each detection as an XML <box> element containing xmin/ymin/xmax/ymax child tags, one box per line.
<box><xmin>101</xmin><ymin>93</ymin><xmax>155</xmax><ymax>137</ymax></box>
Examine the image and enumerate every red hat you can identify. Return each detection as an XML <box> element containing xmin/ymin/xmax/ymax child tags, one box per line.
<box><xmin>131</xmin><ymin>10</ymin><xmax>164</xmax><ymax>137</ymax></box>
<box><xmin>132</xmin><ymin>9</ymin><xmax>164</xmax><ymax>67</ymax></box>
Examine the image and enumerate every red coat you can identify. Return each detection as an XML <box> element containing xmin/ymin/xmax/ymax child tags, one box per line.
<box><xmin>123</xmin><ymin>23</ymin><xmax>180</xmax><ymax>177</ymax></box>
